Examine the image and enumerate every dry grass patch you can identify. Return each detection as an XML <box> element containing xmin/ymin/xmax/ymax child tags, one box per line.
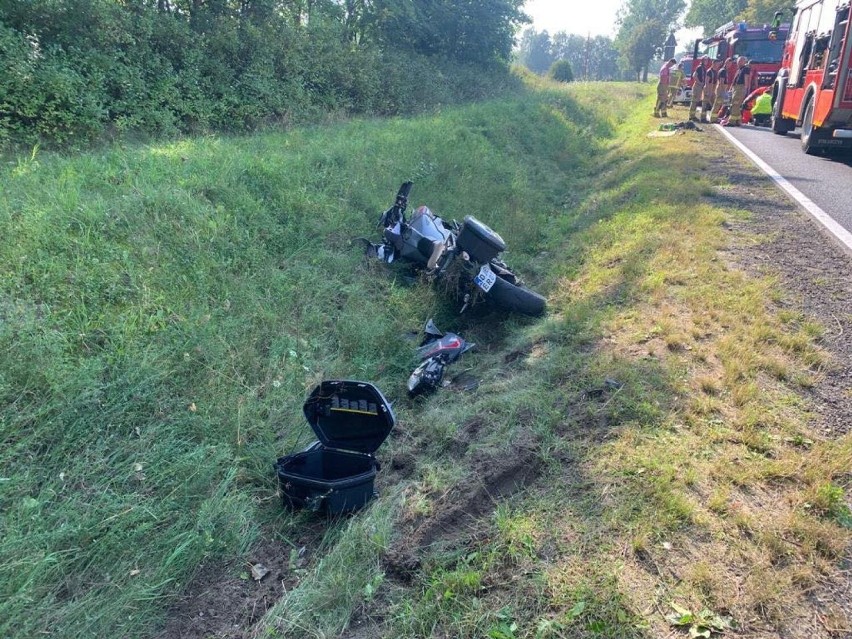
<box><xmin>556</xmin><ymin>128</ymin><xmax>851</xmax><ymax>637</ymax></box>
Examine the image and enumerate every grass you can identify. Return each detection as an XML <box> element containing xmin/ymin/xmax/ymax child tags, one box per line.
<box><xmin>2</xmin><ymin>78</ymin><xmax>851</xmax><ymax>639</ymax></box>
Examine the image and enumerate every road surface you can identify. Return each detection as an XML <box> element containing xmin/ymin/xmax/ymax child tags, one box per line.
<box><xmin>718</xmin><ymin>124</ymin><xmax>852</xmax><ymax>243</ymax></box>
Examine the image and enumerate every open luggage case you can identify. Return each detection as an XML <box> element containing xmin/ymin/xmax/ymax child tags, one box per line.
<box><xmin>275</xmin><ymin>380</ymin><xmax>395</xmax><ymax>514</ymax></box>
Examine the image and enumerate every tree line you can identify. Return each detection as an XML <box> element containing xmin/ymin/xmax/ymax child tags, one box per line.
<box><xmin>0</xmin><ymin>0</ymin><xmax>526</xmax><ymax>146</ymax></box>
<box><xmin>516</xmin><ymin>0</ymin><xmax>791</xmax><ymax>83</ymax></box>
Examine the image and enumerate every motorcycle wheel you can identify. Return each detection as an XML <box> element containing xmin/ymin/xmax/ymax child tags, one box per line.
<box><xmin>485</xmin><ymin>273</ymin><xmax>546</xmax><ymax>316</ymax></box>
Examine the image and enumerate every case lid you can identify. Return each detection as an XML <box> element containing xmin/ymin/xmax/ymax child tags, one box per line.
<box><xmin>462</xmin><ymin>216</ymin><xmax>506</xmax><ymax>253</ymax></box>
<box><xmin>303</xmin><ymin>380</ymin><xmax>396</xmax><ymax>454</ymax></box>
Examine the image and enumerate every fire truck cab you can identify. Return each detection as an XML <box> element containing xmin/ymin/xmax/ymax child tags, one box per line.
<box><xmin>770</xmin><ymin>0</ymin><xmax>852</xmax><ymax>154</ymax></box>
<box><xmin>704</xmin><ymin>21</ymin><xmax>790</xmax><ymax>89</ymax></box>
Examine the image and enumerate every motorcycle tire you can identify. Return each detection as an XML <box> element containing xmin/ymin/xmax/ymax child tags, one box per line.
<box><xmin>485</xmin><ymin>274</ymin><xmax>546</xmax><ymax>317</ymax></box>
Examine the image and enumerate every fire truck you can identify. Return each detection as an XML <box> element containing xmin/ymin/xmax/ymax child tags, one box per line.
<box><xmin>671</xmin><ymin>23</ymin><xmax>788</xmax><ymax>106</ymax></box>
<box><xmin>770</xmin><ymin>0</ymin><xmax>852</xmax><ymax>154</ymax></box>
<box><xmin>703</xmin><ymin>20</ymin><xmax>790</xmax><ymax>89</ymax></box>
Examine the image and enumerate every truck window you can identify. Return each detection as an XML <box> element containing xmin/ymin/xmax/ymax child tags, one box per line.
<box><xmin>706</xmin><ymin>43</ymin><xmax>724</xmax><ymax>60</ymax></box>
<box><xmin>817</xmin><ymin>0</ymin><xmax>835</xmax><ymax>35</ymax></box>
<box><xmin>789</xmin><ymin>7</ymin><xmax>812</xmax><ymax>83</ymax></box>
<box><xmin>732</xmin><ymin>38</ymin><xmax>786</xmax><ymax>63</ymax></box>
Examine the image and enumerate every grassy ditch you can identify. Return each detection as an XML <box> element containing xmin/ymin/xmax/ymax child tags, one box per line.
<box><xmin>2</xmin><ymin>81</ymin><xmax>850</xmax><ymax>639</ymax></box>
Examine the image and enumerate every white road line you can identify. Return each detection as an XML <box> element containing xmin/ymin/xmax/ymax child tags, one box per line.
<box><xmin>716</xmin><ymin>124</ymin><xmax>852</xmax><ymax>256</ymax></box>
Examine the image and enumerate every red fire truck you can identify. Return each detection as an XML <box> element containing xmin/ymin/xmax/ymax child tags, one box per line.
<box><xmin>770</xmin><ymin>0</ymin><xmax>852</xmax><ymax>154</ymax></box>
<box><xmin>671</xmin><ymin>22</ymin><xmax>789</xmax><ymax>106</ymax></box>
<box><xmin>704</xmin><ymin>20</ymin><xmax>790</xmax><ymax>89</ymax></box>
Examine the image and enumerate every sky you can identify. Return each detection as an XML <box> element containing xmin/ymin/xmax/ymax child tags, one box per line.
<box><xmin>523</xmin><ymin>0</ymin><xmax>703</xmax><ymax>50</ymax></box>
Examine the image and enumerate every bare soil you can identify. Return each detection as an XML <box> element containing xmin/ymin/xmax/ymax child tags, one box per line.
<box><xmin>155</xmin><ymin>518</ymin><xmax>327</xmax><ymax>639</ymax></box>
<box><xmin>383</xmin><ymin>428</ymin><xmax>542</xmax><ymax>582</ymax></box>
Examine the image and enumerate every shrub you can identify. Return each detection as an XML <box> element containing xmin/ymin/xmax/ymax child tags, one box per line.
<box><xmin>548</xmin><ymin>59</ymin><xmax>575</xmax><ymax>83</ymax></box>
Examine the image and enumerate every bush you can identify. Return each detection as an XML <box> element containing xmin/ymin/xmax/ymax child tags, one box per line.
<box><xmin>548</xmin><ymin>59</ymin><xmax>575</xmax><ymax>83</ymax></box>
<box><xmin>0</xmin><ymin>4</ymin><xmax>522</xmax><ymax>148</ymax></box>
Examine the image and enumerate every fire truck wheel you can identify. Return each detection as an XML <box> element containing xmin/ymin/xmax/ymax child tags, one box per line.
<box><xmin>770</xmin><ymin>97</ymin><xmax>794</xmax><ymax>136</ymax></box>
<box><xmin>800</xmin><ymin>99</ymin><xmax>823</xmax><ymax>156</ymax></box>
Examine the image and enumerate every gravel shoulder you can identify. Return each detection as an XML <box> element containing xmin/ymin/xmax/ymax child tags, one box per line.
<box><xmin>707</xmin><ymin>129</ymin><xmax>852</xmax><ymax>437</ymax></box>
<box><xmin>708</xmin><ymin>127</ymin><xmax>852</xmax><ymax>634</ymax></box>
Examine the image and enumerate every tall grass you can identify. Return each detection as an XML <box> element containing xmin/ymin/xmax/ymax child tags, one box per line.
<box><xmin>0</xmin><ymin>83</ymin><xmax>638</xmax><ymax>637</ymax></box>
<box><xmin>6</xmin><ymin>79</ymin><xmax>843</xmax><ymax>639</ymax></box>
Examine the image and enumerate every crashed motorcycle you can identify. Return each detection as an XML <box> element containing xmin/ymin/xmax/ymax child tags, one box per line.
<box><xmin>407</xmin><ymin>319</ymin><xmax>474</xmax><ymax>396</ymax></box>
<box><xmin>364</xmin><ymin>182</ymin><xmax>546</xmax><ymax>317</ymax></box>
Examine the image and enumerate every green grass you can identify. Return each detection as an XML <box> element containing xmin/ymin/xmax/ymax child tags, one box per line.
<box><xmin>2</xmin><ymin>79</ymin><xmax>850</xmax><ymax>639</ymax></box>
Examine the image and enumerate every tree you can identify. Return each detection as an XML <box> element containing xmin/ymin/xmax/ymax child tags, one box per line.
<box><xmin>620</xmin><ymin>19</ymin><xmax>666</xmax><ymax>81</ymax></box>
<box><xmin>517</xmin><ymin>28</ymin><xmax>620</xmax><ymax>80</ymax></box>
<box><xmin>684</xmin><ymin>0</ymin><xmax>747</xmax><ymax>36</ymax></box>
<box><xmin>548</xmin><ymin>59</ymin><xmax>574</xmax><ymax>82</ymax></box>
<box><xmin>741</xmin><ymin>0</ymin><xmax>794</xmax><ymax>25</ymax></box>
<box><xmin>517</xmin><ymin>28</ymin><xmax>554</xmax><ymax>74</ymax></box>
<box><xmin>616</xmin><ymin>0</ymin><xmax>686</xmax><ymax>81</ymax></box>
<box><xmin>374</xmin><ymin>0</ymin><xmax>529</xmax><ymax>64</ymax></box>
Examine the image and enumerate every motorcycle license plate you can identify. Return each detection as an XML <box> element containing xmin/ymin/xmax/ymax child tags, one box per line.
<box><xmin>474</xmin><ymin>264</ymin><xmax>497</xmax><ymax>292</ymax></box>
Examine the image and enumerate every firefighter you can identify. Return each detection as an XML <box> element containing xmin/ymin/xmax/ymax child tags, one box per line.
<box><xmin>688</xmin><ymin>56</ymin><xmax>710</xmax><ymax>122</ymax></box>
<box><xmin>746</xmin><ymin>86</ymin><xmax>772</xmax><ymax>126</ymax></box>
<box><xmin>667</xmin><ymin>62</ymin><xmax>685</xmax><ymax>107</ymax></box>
<box><xmin>725</xmin><ymin>56</ymin><xmax>751</xmax><ymax>127</ymax></box>
<box><xmin>703</xmin><ymin>59</ymin><xmax>720</xmax><ymax>122</ymax></box>
<box><xmin>654</xmin><ymin>58</ymin><xmax>677</xmax><ymax>118</ymax></box>
<box><xmin>710</xmin><ymin>58</ymin><xmax>732</xmax><ymax>123</ymax></box>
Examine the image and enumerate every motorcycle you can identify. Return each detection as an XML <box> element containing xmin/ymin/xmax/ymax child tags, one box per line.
<box><xmin>364</xmin><ymin>181</ymin><xmax>546</xmax><ymax>317</ymax></box>
<box><xmin>407</xmin><ymin>319</ymin><xmax>474</xmax><ymax>396</ymax></box>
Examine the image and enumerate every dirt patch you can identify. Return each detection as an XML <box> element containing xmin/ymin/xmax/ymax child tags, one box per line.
<box><xmin>387</xmin><ymin>450</ymin><xmax>417</xmax><ymax>480</ymax></box>
<box><xmin>384</xmin><ymin>432</ymin><xmax>542</xmax><ymax>582</ymax></box>
<box><xmin>155</xmin><ymin>522</ymin><xmax>325</xmax><ymax>639</ymax></box>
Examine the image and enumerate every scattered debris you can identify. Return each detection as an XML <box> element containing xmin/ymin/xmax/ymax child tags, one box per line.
<box><xmin>663</xmin><ymin>120</ymin><xmax>703</xmax><ymax>131</ymax></box>
<box><xmin>275</xmin><ymin>380</ymin><xmax>395</xmax><ymax>515</ymax></box>
<box><xmin>604</xmin><ymin>377</ymin><xmax>623</xmax><ymax>390</ymax></box>
<box><xmin>449</xmin><ymin>372</ymin><xmax>480</xmax><ymax>392</ymax></box>
<box><xmin>407</xmin><ymin>319</ymin><xmax>474</xmax><ymax>396</ymax></box>
<box><xmin>585</xmin><ymin>377</ymin><xmax>624</xmax><ymax>399</ymax></box>
<box><xmin>250</xmin><ymin>563</ymin><xmax>270</xmax><ymax>581</ymax></box>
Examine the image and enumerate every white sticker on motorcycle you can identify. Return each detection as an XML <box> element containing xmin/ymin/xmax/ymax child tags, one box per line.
<box><xmin>474</xmin><ymin>264</ymin><xmax>497</xmax><ymax>292</ymax></box>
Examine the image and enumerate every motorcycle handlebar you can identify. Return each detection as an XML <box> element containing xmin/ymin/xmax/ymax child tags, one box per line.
<box><xmin>380</xmin><ymin>181</ymin><xmax>413</xmax><ymax>229</ymax></box>
<box><xmin>394</xmin><ymin>181</ymin><xmax>412</xmax><ymax>210</ymax></box>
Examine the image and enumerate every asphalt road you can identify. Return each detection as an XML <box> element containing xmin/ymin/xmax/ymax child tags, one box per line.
<box><xmin>720</xmin><ymin>124</ymin><xmax>852</xmax><ymax>236</ymax></box>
